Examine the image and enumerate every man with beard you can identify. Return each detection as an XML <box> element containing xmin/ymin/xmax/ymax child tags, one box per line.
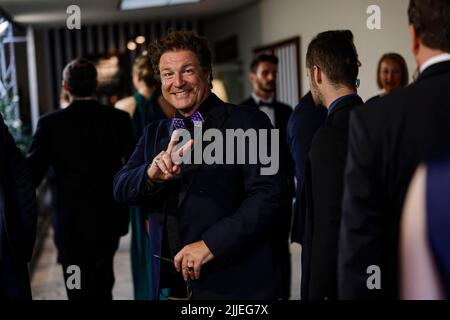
<box><xmin>300</xmin><ymin>30</ymin><xmax>363</xmax><ymax>300</ymax></box>
<box><xmin>241</xmin><ymin>54</ymin><xmax>292</xmax><ymax>131</ymax></box>
<box><xmin>241</xmin><ymin>54</ymin><xmax>294</xmax><ymax>299</ymax></box>
<box><xmin>114</xmin><ymin>31</ymin><xmax>288</xmax><ymax>300</ymax></box>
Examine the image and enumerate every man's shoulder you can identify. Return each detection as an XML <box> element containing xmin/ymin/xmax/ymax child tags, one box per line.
<box><xmin>227</xmin><ymin>103</ymin><xmax>263</xmax><ymax>117</ymax></box>
<box><xmin>38</xmin><ymin>108</ymin><xmax>68</xmax><ymax>125</ymax></box>
<box><xmin>224</xmin><ymin>103</ymin><xmax>272</xmax><ymax>128</ymax></box>
<box><xmin>239</xmin><ymin>97</ymin><xmax>257</xmax><ymax>107</ymax></box>
<box><xmin>104</xmin><ymin>104</ymin><xmax>131</xmax><ymax>120</ymax></box>
<box><xmin>142</xmin><ymin>118</ymin><xmax>171</xmax><ymax>138</ymax></box>
<box><xmin>352</xmin><ymin>78</ymin><xmax>450</xmax><ymax>143</ymax></box>
<box><xmin>354</xmin><ymin>86</ymin><xmax>414</xmax><ymax>124</ymax></box>
<box><xmin>289</xmin><ymin>99</ymin><xmax>326</xmax><ymax>130</ymax></box>
<box><xmin>274</xmin><ymin>101</ymin><xmax>292</xmax><ymax>111</ymax></box>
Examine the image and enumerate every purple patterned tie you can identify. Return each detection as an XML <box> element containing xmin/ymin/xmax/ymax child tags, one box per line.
<box><xmin>172</xmin><ymin>111</ymin><xmax>204</xmax><ymax>129</ymax></box>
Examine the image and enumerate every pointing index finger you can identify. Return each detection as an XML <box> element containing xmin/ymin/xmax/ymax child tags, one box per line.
<box><xmin>166</xmin><ymin>129</ymin><xmax>181</xmax><ymax>154</ymax></box>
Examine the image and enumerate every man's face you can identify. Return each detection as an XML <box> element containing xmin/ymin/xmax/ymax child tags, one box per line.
<box><xmin>308</xmin><ymin>68</ymin><xmax>323</xmax><ymax>106</ymax></box>
<box><xmin>250</xmin><ymin>61</ymin><xmax>278</xmax><ymax>94</ymax></box>
<box><xmin>159</xmin><ymin>50</ymin><xmax>210</xmax><ymax>115</ymax></box>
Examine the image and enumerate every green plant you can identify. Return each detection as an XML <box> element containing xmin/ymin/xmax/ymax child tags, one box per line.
<box><xmin>0</xmin><ymin>89</ymin><xmax>31</xmax><ymax>153</ymax></box>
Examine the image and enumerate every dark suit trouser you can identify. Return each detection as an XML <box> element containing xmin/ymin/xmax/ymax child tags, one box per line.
<box><xmin>280</xmin><ymin>240</ymin><xmax>291</xmax><ymax>300</ymax></box>
<box><xmin>0</xmin><ymin>243</ymin><xmax>32</xmax><ymax>300</ymax></box>
<box><xmin>61</xmin><ymin>238</ymin><xmax>120</xmax><ymax>300</ymax></box>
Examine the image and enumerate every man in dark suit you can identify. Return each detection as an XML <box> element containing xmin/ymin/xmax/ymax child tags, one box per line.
<box><xmin>300</xmin><ymin>30</ymin><xmax>363</xmax><ymax>300</ymax></box>
<box><xmin>241</xmin><ymin>54</ymin><xmax>292</xmax><ymax>145</ymax></box>
<box><xmin>241</xmin><ymin>53</ymin><xmax>294</xmax><ymax>300</ymax></box>
<box><xmin>0</xmin><ymin>115</ymin><xmax>37</xmax><ymax>300</ymax></box>
<box><xmin>27</xmin><ymin>58</ymin><xmax>134</xmax><ymax>300</ymax></box>
<box><xmin>113</xmin><ymin>31</ymin><xmax>288</xmax><ymax>300</ymax></box>
<box><xmin>287</xmin><ymin>91</ymin><xmax>327</xmax><ymax>245</ymax></box>
<box><xmin>339</xmin><ymin>0</ymin><xmax>450</xmax><ymax>299</ymax></box>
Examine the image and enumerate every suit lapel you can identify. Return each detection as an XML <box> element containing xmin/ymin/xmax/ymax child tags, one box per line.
<box><xmin>177</xmin><ymin>100</ymin><xmax>229</xmax><ymax>209</ymax></box>
<box><xmin>153</xmin><ymin>121</ymin><xmax>172</xmax><ymax>160</ymax></box>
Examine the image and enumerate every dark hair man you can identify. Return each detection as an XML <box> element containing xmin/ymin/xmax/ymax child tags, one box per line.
<box><xmin>113</xmin><ymin>31</ymin><xmax>288</xmax><ymax>300</ymax></box>
<box><xmin>339</xmin><ymin>0</ymin><xmax>450</xmax><ymax>299</ymax></box>
<box><xmin>27</xmin><ymin>58</ymin><xmax>134</xmax><ymax>300</ymax></box>
<box><xmin>300</xmin><ymin>30</ymin><xmax>363</xmax><ymax>300</ymax></box>
<box><xmin>241</xmin><ymin>54</ymin><xmax>292</xmax><ymax>150</ymax></box>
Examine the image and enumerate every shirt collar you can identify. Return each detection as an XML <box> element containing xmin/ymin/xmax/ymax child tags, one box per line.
<box><xmin>420</xmin><ymin>53</ymin><xmax>450</xmax><ymax>74</ymax></box>
<box><xmin>71</xmin><ymin>96</ymin><xmax>96</xmax><ymax>101</ymax></box>
<box><xmin>328</xmin><ymin>93</ymin><xmax>358</xmax><ymax>116</ymax></box>
<box><xmin>252</xmin><ymin>92</ymin><xmax>274</xmax><ymax>105</ymax></box>
<box><xmin>175</xmin><ymin>92</ymin><xmax>214</xmax><ymax>119</ymax></box>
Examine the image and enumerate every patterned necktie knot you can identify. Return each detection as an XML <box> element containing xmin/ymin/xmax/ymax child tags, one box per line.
<box><xmin>172</xmin><ymin>110</ymin><xmax>204</xmax><ymax>130</ymax></box>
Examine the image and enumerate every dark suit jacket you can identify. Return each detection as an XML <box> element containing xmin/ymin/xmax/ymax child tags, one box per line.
<box><xmin>240</xmin><ymin>96</ymin><xmax>292</xmax><ymax>153</ymax></box>
<box><xmin>300</xmin><ymin>95</ymin><xmax>363</xmax><ymax>300</ymax></box>
<box><xmin>114</xmin><ymin>93</ymin><xmax>288</xmax><ymax>300</ymax></box>
<box><xmin>27</xmin><ymin>99</ymin><xmax>134</xmax><ymax>261</ymax></box>
<box><xmin>287</xmin><ymin>92</ymin><xmax>327</xmax><ymax>244</ymax></box>
<box><xmin>0</xmin><ymin>114</ymin><xmax>37</xmax><ymax>263</ymax></box>
<box><xmin>241</xmin><ymin>96</ymin><xmax>295</xmax><ymax>230</ymax></box>
<box><xmin>339</xmin><ymin>60</ymin><xmax>450</xmax><ymax>299</ymax></box>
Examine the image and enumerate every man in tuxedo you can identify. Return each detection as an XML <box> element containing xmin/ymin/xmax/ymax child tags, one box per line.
<box><xmin>299</xmin><ymin>30</ymin><xmax>363</xmax><ymax>300</ymax></box>
<box><xmin>241</xmin><ymin>54</ymin><xmax>292</xmax><ymax>134</ymax></box>
<box><xmin>27</xmin><ymin>58</ymin><xmax>134</xmax><ymax>300</ymax></box>
<box><xmin>0</xmin><ymin>115</ymin><xmax>37</xmax><ymax>300</ymax></box>
<box><xmin>339</xmin><ymin>0</ymin><xmax>450</xmax><ymax>299</ymax></box>
<box><xmin>241</xmin><ymin>53</ymin><xmax>294</xmax><ymax>300</ymax></box>
<box><xmin>113</xmin><ymin>31</ymin><xmax>288</xmax><ymax>300</ymax></box>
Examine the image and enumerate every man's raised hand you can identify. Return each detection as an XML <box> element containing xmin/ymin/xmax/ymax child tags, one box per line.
<box><xmin>147</xmin><ymin>129</ymin><xmax>193</xmax><ymax>182</ymax></box>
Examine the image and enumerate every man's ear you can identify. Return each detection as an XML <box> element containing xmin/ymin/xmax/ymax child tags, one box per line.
<box><xmin>248</xmin><ymin>71</ymin><xmax>256</xmax><ymax>83</ymax></box>
<box><xmin>314</xmin><ymin>66</ymin><xmax>322</xmax><ymax>85</ymax></box>
<box><xmin>409</xmin><ymin>24</ymin><xmax>420</xmax><ymax>56</ymax></box>
<box><xmin>62</xmin><ymin>80</ymin><xmax>69</xmax><ymax>92</ymax></box>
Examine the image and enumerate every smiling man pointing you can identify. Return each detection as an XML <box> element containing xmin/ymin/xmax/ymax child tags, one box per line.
<box><xmin>113</xmin><ymin>31</ymin><xmax>289</xmax><ymax>300</ymax></box>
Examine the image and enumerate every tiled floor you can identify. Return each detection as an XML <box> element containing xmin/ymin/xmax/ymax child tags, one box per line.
<box><xmin>31</xmin><ymin>227</ymin><xmax>301</xmax><ymax>300</ymax></box>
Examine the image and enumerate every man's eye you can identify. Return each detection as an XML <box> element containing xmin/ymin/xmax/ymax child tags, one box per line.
<box><xmin>184</xmin><ymin>69</ymin><xmax>194</xmax><ymax>74</ymax></box>
<box><xmin>162</xmin><ymin>72</ymin><xmax>173</xmax><ymax>78</ymax></box>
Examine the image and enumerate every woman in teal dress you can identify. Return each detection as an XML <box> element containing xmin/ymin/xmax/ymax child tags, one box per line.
<box><xmin>115</xmin><ymin>53</ymin><xmax>174</xmax><ymax>299</ymax></box>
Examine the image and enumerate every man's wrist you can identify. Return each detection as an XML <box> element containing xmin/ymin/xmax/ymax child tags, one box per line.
<box><xmin>144</xmin><ymin>162</ymin><xmax>164</xmax><ymax>193</ymax></box>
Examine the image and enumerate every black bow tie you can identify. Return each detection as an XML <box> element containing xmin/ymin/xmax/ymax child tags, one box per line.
<box><xmin>257</xmin><ymin>101</ymin><xmax>274</xmax><ymax>108</ymax></box>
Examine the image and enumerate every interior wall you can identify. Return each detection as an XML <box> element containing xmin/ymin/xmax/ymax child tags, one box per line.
<box><xmin>205</xmin><ymin>3</ymin><xmax>262</xmax><ymax>104</ymax></box>
<box><xmin>259</xmin><ymin>0</ymin><xmax>414</xmax><ymax>102</ymax></box>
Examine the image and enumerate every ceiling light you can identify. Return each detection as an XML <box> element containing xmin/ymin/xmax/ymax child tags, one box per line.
<box><xmin>120</xmin><ymin>0</ymin><xmax>200</xmax><ymax>10</ymax></box>
<box><xmin>135</xmin><ymin>36</ymin><xmax>146</xmax><ymax>44</ymax></box>
<box><xmin>127</xmin><ymin>41</ymin><xmax>137</xmax><ymax>51</ymax></box>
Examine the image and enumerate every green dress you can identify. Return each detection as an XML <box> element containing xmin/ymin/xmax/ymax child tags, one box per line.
<box><xmin>130</xmin><ymin>90</ymin><xmax>167</xmax><ymax>300</ymax></box>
